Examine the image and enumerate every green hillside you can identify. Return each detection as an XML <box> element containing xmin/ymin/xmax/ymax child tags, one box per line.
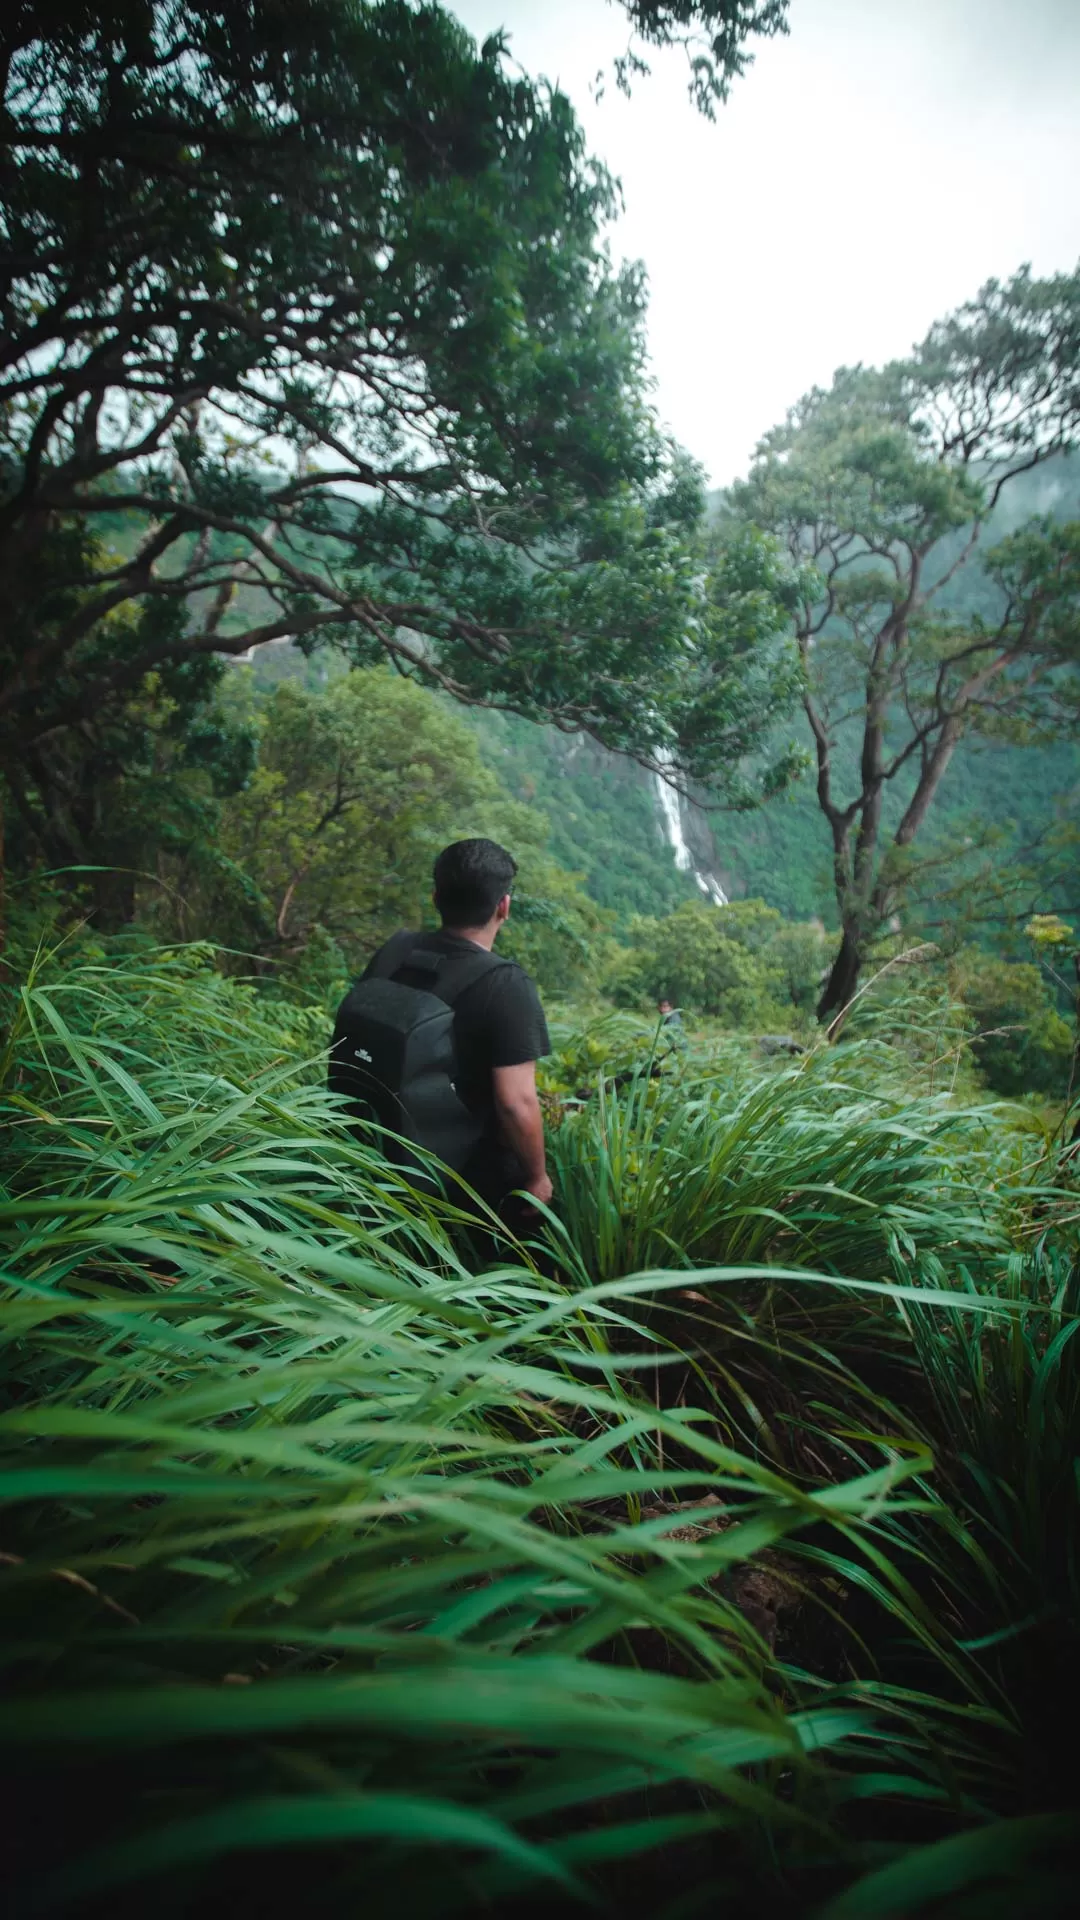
<box><xmin>460</xmin><ymin>709</ymin><xmax>704</xmax><ymax>921</ymax></box>
<box><xmin>454</xmin><ymin>668</ymin><xmax>1078</xmax><ymax>935</ymax></box>
<box><xmin>118</xmin><ymin>448</ymin><xmax>1080</xmax><ymax>936</ymax></box>
<box><xmin>240</xmin><ymin>642</ymin><xmax>706</xmax><ymax>923</ymax></box>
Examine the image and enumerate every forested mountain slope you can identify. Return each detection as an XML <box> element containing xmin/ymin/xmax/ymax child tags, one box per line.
<box><xmin>460</xmin><ymin>711</ymin><xmax>706</xmax><ymax>920</ymax></box>
<box><xmin>246</xmin><ymin>574</ymin><xmax>1077</xmax><ymax>933</ymax></box>
<box><xmin>239</xmin><ymin>450</ymin><xmax>1079</xmax><ymax>933</ymax></box>
<box><xmin>243</xmin><ymin>642</ymin><xmax>708</xmax><ymax>924</ymax></box>
<box><xmin>118</xmin><ymin>428</ymin><xmax>1077</xmax><ymax>935</ymax></box>
<box><xmin>461</xmin><ymin>455</ymin><xmax>1080</xmax><ymax>927</ymax></box>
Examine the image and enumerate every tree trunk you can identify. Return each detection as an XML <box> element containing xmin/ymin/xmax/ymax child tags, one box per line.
<box><xmin>893</xmin><ymin>713</ymin><xmax>964</xmax><ymax>849</ymax></box>
<box><xmin>90</xmin><ymin>866</ymin><xmax>136</xmax><ymax>932</ymax></box>
<box><xmin>0</xmin><ymin>780</ymin><xmax>6</xmax><ymax>978</ymax></box>
<box><xmin>816</xmin><ymin>918</ymin><xmax>863</xmax><ymax>1023</ymax></box>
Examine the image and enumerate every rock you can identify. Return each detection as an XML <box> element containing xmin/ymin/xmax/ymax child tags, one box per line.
<box><xmin>757</xmin><ymin>1034</ymin><xmax>806</xmax><ymax>1056</ymax></box>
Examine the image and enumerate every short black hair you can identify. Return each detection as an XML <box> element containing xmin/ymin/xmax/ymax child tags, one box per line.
<box><xmin>433</xmin><ymin>838</ymin><xmax>517</xmax><ymax>927</ymax></box>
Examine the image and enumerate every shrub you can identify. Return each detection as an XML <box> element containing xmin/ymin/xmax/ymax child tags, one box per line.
<box><xmin>952</xmin><ymin>950</ymin><xmax>1074</xmax><ymax>1097</ymax></box>
<box><xmin>609</xmin><ymin>898</ymin><xmax>827</xmax><ymax>1027</ymax></box>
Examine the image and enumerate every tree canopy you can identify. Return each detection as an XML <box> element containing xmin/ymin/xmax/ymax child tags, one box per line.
<box><xmin>0</xmin><ymin>0</ymin><xmax>802</xmax><ymax>902</ymax></box>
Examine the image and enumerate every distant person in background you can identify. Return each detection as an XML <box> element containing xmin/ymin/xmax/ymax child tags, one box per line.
<box><xmin>330</xmin><ymin>838</ymin><xmax>552</xmax><ymax>1239</ymax></box>
<box><xmin>657</xmin><ymin>996</ymin><xmax>687</xmax><ymax>1050</ymax></box>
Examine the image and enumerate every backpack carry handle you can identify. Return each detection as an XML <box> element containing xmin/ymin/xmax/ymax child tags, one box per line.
<box><xmin>395</xmin><ymin>949</ymin><xmax>444</xmax><ymax>984</ymax></box>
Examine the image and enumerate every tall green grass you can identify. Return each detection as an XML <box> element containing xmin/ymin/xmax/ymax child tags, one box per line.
<box><xmin>547</xmin><ymin>1047</ymin><xmax>1013</xmax><ymax>1284</ymax></box>
<box><xmin>2</xmin><ymin>947</ymin><xmax>1078</xmax><ymax>1916</ymax></box>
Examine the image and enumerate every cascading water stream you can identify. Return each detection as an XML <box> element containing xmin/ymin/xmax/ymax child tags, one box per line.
<box><xmin>653</xmin><ymin>755</ymin><xmax>728</xmax><ymax>905</ymax></box>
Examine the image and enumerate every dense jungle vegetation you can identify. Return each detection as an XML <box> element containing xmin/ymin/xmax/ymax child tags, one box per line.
<box><xmin>2</xmin><ymin>3</ymin><xmax>1079</xmax><ymax>1916</ymax></box>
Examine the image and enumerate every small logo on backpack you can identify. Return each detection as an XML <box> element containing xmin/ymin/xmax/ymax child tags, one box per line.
<box><xmin>353</xmin><ymin>1046</ymin><xmax>373</xmax><ymax>1063</ymax></box>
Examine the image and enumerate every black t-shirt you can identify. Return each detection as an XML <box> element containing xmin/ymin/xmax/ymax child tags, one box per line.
<box><xmin>361</xmin><ymin>928</ymin><xmax>549</xmax><ymax>1193</ymax></box>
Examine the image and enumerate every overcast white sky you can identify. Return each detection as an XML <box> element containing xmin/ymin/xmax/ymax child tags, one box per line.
<box><xmin>450</xmin><ymin>0</ymin><xmax>1080</xmax><ymax>487</ymax></box>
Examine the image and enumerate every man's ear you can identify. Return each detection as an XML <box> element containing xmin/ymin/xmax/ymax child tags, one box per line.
<box><xmin>496</xmin><ymin>893</ymin><xmax>511</xmax><ymax>924</ymax></box>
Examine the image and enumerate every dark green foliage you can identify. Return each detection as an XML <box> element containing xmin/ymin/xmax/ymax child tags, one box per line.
<box><xmin>617</xmin><ymin>903</ymin><xmax>770</xmax><ymax>1021</ymax></box>
<box><xmin>952</xmin><ymin>949</ymin><xmax>1074</xmax><ymax>1097</ymax></box>
<box><xmin>0</xmin><ymin>0</ymin><xmax>802</xmax><ymax>896</ymax></box>
<box><xmin>408</xmin><ymin>456</ymin><xmax>1080</xmax><ymax>937</ymax></box>
<box><xmin>3</xmin><ymin>5</ymin><xmax>1080</xmax><ymax>1902</ymax></box>
<box><xmin>2</xmin><ymin>605</ymin><xmax>256</xmax><ymax>928</ymax></box>
<box><xmin>608</xmin><ymin>896</ymin><xmax>826</xmax><ymax>1023</ymax></box>
<box><xmin>144</xmin><ymin>664</ymin><xmax>605</xmax><ymax>999</ymax></box>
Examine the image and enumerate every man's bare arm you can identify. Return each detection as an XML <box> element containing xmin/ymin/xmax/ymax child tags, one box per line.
<box><xmin>492</xmin><ymin>1060</ymin><xmax>553</xmax><ymax>1206</ymax></box>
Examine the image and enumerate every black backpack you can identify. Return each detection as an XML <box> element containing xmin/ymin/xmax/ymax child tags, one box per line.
<box><xmin>328</xmin><ymin>934</ymin><xmax>507</xmax><ymax>1175</ymax></box>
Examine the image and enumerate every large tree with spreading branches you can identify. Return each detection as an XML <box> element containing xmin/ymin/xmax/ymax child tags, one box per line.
<box><xmin>0</xmin><ymin>0</ymin><xmax>799</xmax><ymax>914</ymax></box>
<box><xmin>729</xmin><ymin>266</ymin><xmax>1080</xmax><ymax>1019</ymax></box>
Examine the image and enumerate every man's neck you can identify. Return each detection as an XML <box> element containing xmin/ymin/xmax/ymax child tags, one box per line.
<box><xmin>441</xmin><ymin>920</ymin><xmax>499</xmax><ymax>952</ymax></box>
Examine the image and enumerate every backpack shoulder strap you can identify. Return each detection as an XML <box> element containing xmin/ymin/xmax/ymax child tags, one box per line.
<box><xmin>428</xmin><ymin>945</ymin><xmax>510</xmax><ymax>1009</ymax></box>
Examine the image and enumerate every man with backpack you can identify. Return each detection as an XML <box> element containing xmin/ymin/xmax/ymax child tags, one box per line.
<box><xmin>329</xmin><ymin>838</ymin><xmax>552</xmax><ymax>1233</ymax></box>
<box><xmin>657</xmin><ymin>996</ymin><xmax>687</xmax><ymax>1049</ymax></box>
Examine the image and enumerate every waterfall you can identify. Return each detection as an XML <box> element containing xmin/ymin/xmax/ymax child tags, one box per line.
<box><xmin>653</xmin><ymin>756</ymin><xmax>728</xmax><ymax>905</ymax></box>
<box><xmin>655</xmin><ymin>770</ymin><xmax>693</xmax><ymax>873</ymax></box>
